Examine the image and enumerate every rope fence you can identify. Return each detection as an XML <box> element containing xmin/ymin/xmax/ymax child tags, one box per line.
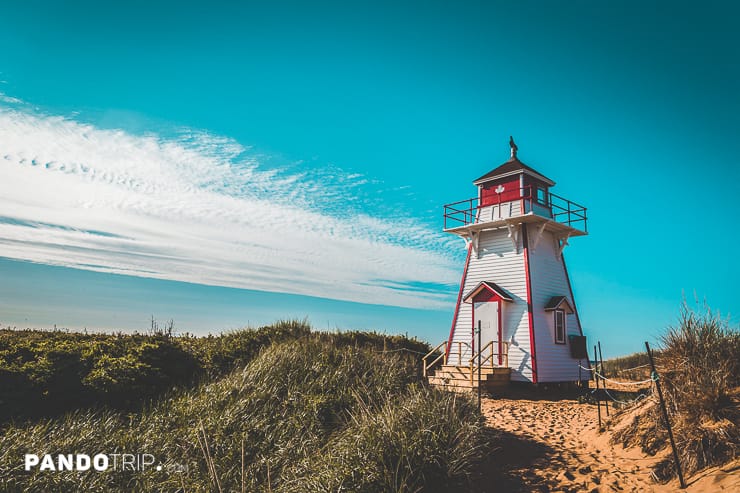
<box><xmin>580</xmin><ymin>360</ymin><xmax>656</xmax><ymax>407</ymax></box>
<box><xmin>597</xmin><ymin>387</ymin><xmax>652</xmax><ymax>405</ymax></box>
<box><xmin>375</xmin><ymin>347</ymin><xmax>428</xmax><ymax>356</ymax></box>
<box><xmin>615</xmin><ymin>363</ymin><xmax>651</xmax><ymax>372</ymax></box>
<box><xmin>578</xmin><ymin>365</ymin><xmax>657</xmax><ymax>386</ymax></box>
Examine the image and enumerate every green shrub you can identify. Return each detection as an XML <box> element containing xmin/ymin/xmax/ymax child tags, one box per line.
<box><xmin>179</xmin><ymin>319</ymin><xmax>311</xmax><ymax>377</ymax></box>
<box><xmin>0</xmin><ymin>320</ymin><xmax>311</xmax><ymax>421</ymax></box>
<box><xmin>83</xmin><ymin>353</ymin><xmax>150</xmax><ymax>395</ymax></box>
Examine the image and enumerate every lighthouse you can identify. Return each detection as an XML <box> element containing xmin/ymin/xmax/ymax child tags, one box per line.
<box><xmin>426</xmin><ymin>138</ymin><xmax>588</xmax><ymax>386</ymax></box>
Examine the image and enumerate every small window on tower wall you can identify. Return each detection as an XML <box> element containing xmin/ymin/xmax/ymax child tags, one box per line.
<box><xmin>554</xmin><ymin>309</ymin><xmax>566</xmax><ymax>344</ymax></box>
<box><xmin>536</xmin><ymin>187</ymin><xmax>547</xmax><ymax>205</ymax></box>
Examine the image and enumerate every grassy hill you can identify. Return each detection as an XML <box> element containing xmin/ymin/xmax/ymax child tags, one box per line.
<box><xmin>0</xmin><ymin>322</ymin><xmax>493</xmax><ymax>492</ymax></box>
<box><xmin>0</xmin><ymin>320</ymin><xmax>429</xmax><ymax>421</ymax></box>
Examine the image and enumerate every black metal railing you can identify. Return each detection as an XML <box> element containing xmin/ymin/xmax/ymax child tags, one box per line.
<box><xmin>443</xmin><ymin>185</ymin><xmax>587</xmax><ymax>232</ymax></box>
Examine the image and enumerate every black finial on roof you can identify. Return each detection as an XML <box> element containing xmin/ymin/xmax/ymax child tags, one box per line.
<box><xmin>473</xmin><ymin>137</ymin><xmax>555</xmax><ymax>186</ymax></box>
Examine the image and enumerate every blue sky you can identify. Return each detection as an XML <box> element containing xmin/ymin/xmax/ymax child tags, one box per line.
<box><xmin>0</xmin><ymin>1</ymin><xmax>738</xmax><ymax>357</ymax></box>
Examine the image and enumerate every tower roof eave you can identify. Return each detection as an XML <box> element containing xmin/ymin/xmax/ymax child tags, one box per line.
<box><xmin>473</xmin><ymin>157</ymin><xmax>556</xmax><ymax>187</ymax></box>
<box><xmin>544</xmin><ymin>296</ymin><xmax>575</xmax><ymax>313</ymax></box>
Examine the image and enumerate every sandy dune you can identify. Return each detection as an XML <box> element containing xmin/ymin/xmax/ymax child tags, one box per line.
<box><xmin>479</xmin><ymin>391</ymin><xmax>739</xmax><ymax>492</ymax></box>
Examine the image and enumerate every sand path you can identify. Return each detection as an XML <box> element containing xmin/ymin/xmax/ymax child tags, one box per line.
<box><xmin>480</xmin><ymin>394</ymin><xmax>739</xmax><ymax>492</ymax></box>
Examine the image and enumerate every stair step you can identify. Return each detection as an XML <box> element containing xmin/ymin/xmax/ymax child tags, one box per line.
<box><xmin>428</xmin><ymin>376</ymin><xmax>479</xmax><ymax>388</ymax></box>
<box><xmin>433</xmin><ymin>371</ymin><xmax>474</xmax><ymax>380</ymax></box>
<box><xmin>432</xmin><ymin>366</ymin><xmax>504</xmax><ymax>378</ymax></box>
<box><xmin>439</xmin><ymin>364</ymin><xmax>501</xmax><ymax>372</ymax></box>
<box><xmin>431</xmin><ymin>367</ymin><xmax>510</xmax><ymax>377</ymax></box>
<box><xmin>427</xmin><ymin>367</ymin><xmax>511</xmax><ymax>393</ymax></box>
<box><xmin>427</xmin><ymin>383</ymin><xmax>475</xmax><ymax>394</ymax></box>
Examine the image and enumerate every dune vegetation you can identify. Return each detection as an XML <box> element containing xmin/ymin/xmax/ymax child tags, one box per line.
<box><xmin>612</xmin><ymin>303</ymin><xmax>740</xmax><ymax>480</ymax></box>
<box><xmin>0</xmin><ymin>322</ymin><xmax>493</xmax><ymax>492</ymax></box>
<box><xmin>2</xmin><ymin>304</ymin><xmax>737</xmax><ymax>491</ymax></box>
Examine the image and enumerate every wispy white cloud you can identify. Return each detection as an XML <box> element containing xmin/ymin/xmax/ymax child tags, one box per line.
<box><xmin>0</xmin><ymin>92</ymin><xmax>22</xmax><ymax>104</ymax></box>
<box><xmin>0</xmin><ymin>102</ymin><xmax>462</xmax><ymax>308</ymax></box>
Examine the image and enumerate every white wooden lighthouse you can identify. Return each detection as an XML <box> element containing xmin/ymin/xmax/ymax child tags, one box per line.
<box><xmin>425</xmin><ymin>138</ymin><xmax>588</xmax><ymax>387</ymax></box>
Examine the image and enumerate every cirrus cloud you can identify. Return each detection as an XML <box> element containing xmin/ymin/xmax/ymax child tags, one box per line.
<box><xmin>0</xmin><ymin>101</ymin><xmax>462</xmax><ymax>309</ymax></box>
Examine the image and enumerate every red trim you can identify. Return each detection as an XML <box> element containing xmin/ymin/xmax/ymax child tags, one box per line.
<box><xmin>471</xmin><ymin>288</ymin><xmax>502</xmax><ymax>303</ymax></box>
<box><xmin>463</xmin><ymin>281</ymin><xmax>512</xmax><ymax>303</ymax></box>
<box><xmin>522</xmin><ymin>224</ymin><xmax>538</xmax><ymax>383</ymax></box>
<box><xmin>446</xmin><ymin>243</ymin><xmax>472</xmax><ymax>358</ymax></box>
<box><xmin>520</xmin><ymin>174</ymin><xmax>525</xmax><ymax>214</ymax></box>
<box><xmin>498</xmin><ymin>299</ymin><xmax>503</xmax><ymax>365</ymax></box>
<box><xmin>471</xmin><ymin>297</ymin><xmax>504</xmax><ymax>365</ymax></box>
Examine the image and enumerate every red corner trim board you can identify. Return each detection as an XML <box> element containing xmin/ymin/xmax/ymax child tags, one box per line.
<box><xmin>445</xmin><ymin>243</ymin><xmax>472</xmax><ymax>359</ymax></box>
<box><xmin>522</xmin><ymin>225</ymin><xmax>538</xmax><ymax>383</ymax></box>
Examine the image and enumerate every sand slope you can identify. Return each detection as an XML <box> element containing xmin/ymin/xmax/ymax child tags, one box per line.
<box><xmin>480</xmin><ymin>393</ymin><xmax>739</xmax><ymax>492</ymax></box>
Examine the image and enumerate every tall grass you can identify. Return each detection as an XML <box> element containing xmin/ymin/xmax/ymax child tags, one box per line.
<box><xmin>657</xmin><ymin>303</ymin><xmax>739</xmax><ymax>475</ymax></box>
<box><xmin>0</xmin><ymin>333</ymin><xmax>490</xmax><ymax>492</ymax></box>
<box><xmin>613</xmin><ymin>303</ymin><xmax>739</xmax><ymax>479</ymax></box>
<box><xmin>602</xmin><ymin>351</ymin><xmax>651</xmax><ymax>381</ymax></box>
<box><xmin>281</xmin><ymin>388</ymin><xmax>486</xmax><ymax>493</ymax></box>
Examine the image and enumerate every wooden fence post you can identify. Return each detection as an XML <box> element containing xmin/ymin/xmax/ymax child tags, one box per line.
<box><xmin>593</xmin><ymin>345</ymin><xmax>601</xmax><ymax>428</ymax></box>
<box><xmin>645</xmin><ymin>341</ymin><xmax>686</xmax><ymax>489</ymax></box>
<box><xmin>598</xmin><ymin>341</ymin><xmax>609</xmax><ymax>416</ymax></box>
<box><xmin>477</xmin><ymin>320</ymin><xmax>482</xmax><ymax>416</ymax></box>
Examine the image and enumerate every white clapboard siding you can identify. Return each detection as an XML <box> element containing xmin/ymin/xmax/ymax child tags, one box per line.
<box><xmin>450</xmin><ymin>226</ymin><xmax>532</xmax><ymax>381</ymax></box>
<box><xmin>483</xmin><ymin>201</ymin><xmax>523</xmax><ymax>221</ymax></box>
<box><xmin>526</xmin><ymin>225</ymin><xmax>583</xmax><ymax>382</ymax></box>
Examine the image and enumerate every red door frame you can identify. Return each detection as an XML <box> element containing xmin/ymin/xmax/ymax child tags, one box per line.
<box><xmin>470</xmin><ymin>288</ymin><xmax>504</xmax><ymax>366</ymax></box>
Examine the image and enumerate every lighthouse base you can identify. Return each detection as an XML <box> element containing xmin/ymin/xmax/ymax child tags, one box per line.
<box><xmin>427</xmin><ymin>365</ymin><xmax>511</xmax><ymax>393</ymax></box>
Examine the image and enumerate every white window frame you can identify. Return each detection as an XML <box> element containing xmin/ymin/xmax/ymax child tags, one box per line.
<box><xmin>554</xmin><ymin>309</ymin><xmax>566</xmax><ymax>344</ymax></box>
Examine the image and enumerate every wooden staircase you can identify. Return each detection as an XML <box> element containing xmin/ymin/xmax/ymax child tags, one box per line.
<box><xmin>423</xmin><ymin>341</ymin><xmax>511</xmax><ymax>393</ymax></box>
<box><xmin>427</xmin><ymin>364</ymin><xmax>511</xmax><ymax>393</ymax></box>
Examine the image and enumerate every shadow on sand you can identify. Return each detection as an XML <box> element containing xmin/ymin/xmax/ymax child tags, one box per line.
<box><xmin>489</xmin><ymin>383</ymin><xmax>588</xmax><ymax>402</ymax></box>
<box><xmin>470</xmin><ymin>427</ymin><xmax>561</xmax><ymax>493</ymax></box>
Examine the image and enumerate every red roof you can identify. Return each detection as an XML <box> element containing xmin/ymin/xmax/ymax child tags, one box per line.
<box><xmin>473</xmin><ymin>157</ymin><xmax>555</xmax><ymax>186</ymax></box>
<box><xmin>462</xmin><ymin>281</ymin><xmax>514</xmax><ymax>303</ymax></box>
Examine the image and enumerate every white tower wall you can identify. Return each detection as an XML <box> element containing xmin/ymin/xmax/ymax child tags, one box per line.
<box><xmin>448</xmin><ymin>222</ymin><xmax>586</xmax><ymax>383</ymax></box>
<box><xmin>449</xmin><ymin>225</ymin><xmax>533</xmax><ymax>382</ymax></box>
<box><xmin>527</xmin><ymin>226</ymin><xmax>584</xmax><ymax>382</ymax></box>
